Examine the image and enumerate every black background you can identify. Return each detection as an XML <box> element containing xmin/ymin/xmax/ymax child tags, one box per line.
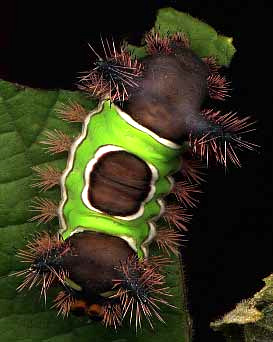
<box><xmin>0</xmin><ymin>1</ymin><xmax>272</xmax><ymax>341</ymax></box>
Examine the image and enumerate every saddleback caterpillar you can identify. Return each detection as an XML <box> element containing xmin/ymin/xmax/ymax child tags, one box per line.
<box><xmin>15</xmin><ymin>29</ymin><xmax>257</xmax><ymax>330</ymax></box>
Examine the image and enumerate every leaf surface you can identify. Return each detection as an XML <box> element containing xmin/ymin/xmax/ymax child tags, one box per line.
<box><xmin>127</xmin><ymin>7</ymin><xmax>235</xmax><ymax>66</ymax></box>
<box><xmin>211</xmin><ymin>274</ymin><xmax>273</xmax><ymax>341</ymax></box>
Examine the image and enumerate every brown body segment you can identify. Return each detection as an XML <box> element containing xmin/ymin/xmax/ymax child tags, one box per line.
<box><xmin>62</xmin><ymin>231</ymin><xmax>135</xmax><ymax>296</ymax></box>
<box><xmin>88</xmin><ymin>150</ymin><xmax>152</xmax><ymax>216</ymax></box>
<box><xmin>125</xmin><ymin>48</ymin><xmax>210</xmax><ymax>142</ymax></box>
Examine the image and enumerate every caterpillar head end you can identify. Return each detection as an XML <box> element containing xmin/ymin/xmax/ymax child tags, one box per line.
<box><xmin>15</xmin><ymin>231</ymin><xmax>141</xmax><ymax>328</ymax></box>
<box><xmin>57</xmin><ymin>233</ymin><xmax>173</xmax><ymax>329</ymax></box>
<box><xmin>51</xmin><ymin>251</ymin><xmax>174</xmax><ymax>331</ymax></box>
<box><xmin>53</xmin><ymin>287</ymin><xmax>123</xmax><ymax>329</ymax></box>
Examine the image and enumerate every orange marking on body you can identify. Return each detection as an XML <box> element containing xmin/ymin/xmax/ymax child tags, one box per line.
<box><xmin>87</xmin><ymin>304</ymin><xmax>104</xmax><ymax>318</ymax></box>
<box><xmin>71</xmin><ymin>299</ymin><xmax>88</xmax><ymax>312</ymax></box>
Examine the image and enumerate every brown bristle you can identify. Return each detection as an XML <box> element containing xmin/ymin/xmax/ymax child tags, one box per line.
<box><xmin>207</xmin><ymin>73</ymin><xmax>231</xmax><ymax>101</ymax></box>
<box><xmin>16</xmin><ymin>267</ymin><xmax>56</xmax><ymax>304</ymax></box>
<box><xmin>155</xmin><ymin>228</ymin><xmax>183</xmax><ymax>256</ymax></box>
<box><xmin>171</xmin><ymin>181</ymin><xmax>202</xmax><ymax>208</ymax></box>
<box><xmin>56</xmin><ymin>102</ymin><xmax>88</xmax><ymax>123</ymax></box>
<box><xmin>190</xmin><ymin>110</ymin><xmax>258</xmax><ymax>168</ymax></box>
<box><xmin>180</xmin><ymin>158</ymin><xmax>206</xmax><ymax>184</ymax></box>
<box><xmin>16</xmin><ymin>233</ymin><xmax>70</xmax><ymax>303</ymax></box>
<box><xmin>78</xmin><ymin>71</ymin><xmax>109</xmax><ymax>99</ymax></box>
<box><xmin>19</xmin><ymin>232</ymin><xmax>65</xmax><ymax>256</ymax></box>
<box><xmin>170</xmin><ymin>32</ymin><xmax>190</xmax><ymax>48</ymax></box>
<box><xmin>40</xmin><ymin>129</ymin><xmax>72</xmax><ymax>154</ymax></box>
<box><xmin>52</xmin><ymin>290</ymin><xmax>76</xmax><ymax>317</ymax></box>
<box><xmin>29</xmin><ymin>197</ymin><xmax>58</xmax><ymax>224</ymax></box>
<box><xmin>145</xmin><ymin>30</ymin><xmax>190</xmax><ymax>56</ymax></box>
<box><xmin>112</xmin><ymin>255</ymin><xmax>175</xmax><ymax>330</ymax></box>
<box><xmin>202</xmin><ymin>56</ymin><xmax>221</xmax><ymax>74</ymax></box>
<box><xmin>163</xmin><ymin>203</ymin><xmax>192</xmax><ymax>231</ymax></box>
<box><xmin>147</xmin><ymin>255</ymin><xmax>174</xmax><ymax>268</ymax></box>
<box><xmin>102</xmin><ymin>302</ymin><xmax>123</xmax><ymax>329</ymax></box>
<box><xmin>79</xmin><ymin>38</ymin><xmax>143</xmax><ymax>102</ymax></box>
<box><xmin>31</xmin><ymin>165</ymin><xmax>61</xmax><ymax>191</ymax></box>
<box><xmin>145</xmin><ymin>29</ymin><xmax>173</xmax><ymax>55</ymax></box>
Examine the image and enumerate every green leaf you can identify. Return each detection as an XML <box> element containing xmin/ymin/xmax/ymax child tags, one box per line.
<box><xmin>127</xmin><ymin>7</ymin><xmax>236</xmax><ymax>66</ymax></box>
<box><xmin>0</xmin><ymin>79</ymin><xmax>191</xmax><ymax>342</ymax></box>
<box><xmin>211</xmin><ymin>274</ymin><xmax>273</xmax><ymax>341</ymax></box>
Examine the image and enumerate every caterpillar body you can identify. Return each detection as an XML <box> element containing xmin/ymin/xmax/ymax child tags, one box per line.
<box><xmin>60</xmin><ymin>100</ymin><xmax>184</xmax><ymax>254</ymax></box>
<box><xmin>16</xmin><ymin>30</ymin><xmax>256</xmax><ymax>330</ymax></box>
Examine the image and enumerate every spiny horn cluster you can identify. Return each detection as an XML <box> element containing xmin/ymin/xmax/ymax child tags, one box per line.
<box><xmin>78</xmin><ymin>38</ymin><xmax>143</xmax><ymax>102</ymax></box>
<box><xmin>112</xmin><ymin>255</ymin><xmax>175</xmax><ymax>331</ymax></box>
<box><xmin>52</xmin><ymin>288</ymin><xmax>76</xmax><ymax>317</ymax></box>
<box><xmin>15</xmin><ymin>233</ymin><xmax>71</xmax><ymax>303</ymax></box>
<box><xmin>190</xmin><ymin>110</ymin><xmax>258</xmax><ymax>168</ymax></box>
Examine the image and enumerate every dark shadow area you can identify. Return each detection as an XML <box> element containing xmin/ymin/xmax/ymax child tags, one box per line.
<box><xmin>1</xmin><ymin>1</ymin><xmax>272</xmax><ymax>341</ymax></box>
